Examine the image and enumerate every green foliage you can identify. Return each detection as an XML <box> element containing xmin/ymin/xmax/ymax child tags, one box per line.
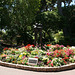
<box><xmin>0</xmin><ymin>0</ymin><xmax>75</xmax><ymax>46</ymax></box>
<box><xmin>0</xmin><ymin>0</ymin><xmax>41</xmax><ymax>45</ymax></box>
<box><xmin>35</xmin><ymin>10</ymin><xmax>63</xmax><ymax>43</ymax></box>
<box><xmin>61</xmin><ymin>5</ymin><xmax>75</xmax><ymax>46</ymax></box>
<box><xmin>53</xmin><ymin>30</ymin><xmax>64</xmax><ymax>43</ymax></box>
<box><xmin>62</xmin><ymin>5</ymin><xmax>75</xmax><ymax>28</ymax></box>
<box><xmin>36</xmin><ymin>10</ymin><xmax>61</xmax><ymax>30</ymax></box>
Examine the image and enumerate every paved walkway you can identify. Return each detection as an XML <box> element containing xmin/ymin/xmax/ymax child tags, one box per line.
<box><xmin>0</xmin><ymin>66</ymin><xmax>75</xmax><ymax>75</ymax></box>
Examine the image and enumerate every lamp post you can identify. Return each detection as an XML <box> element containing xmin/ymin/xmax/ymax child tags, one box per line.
<box><xmin>34</xmin><ymin>23</ymin><xmax>42</xmax><ymax>46</ymax></box>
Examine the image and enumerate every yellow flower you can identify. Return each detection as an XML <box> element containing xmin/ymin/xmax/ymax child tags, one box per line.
<box><xmin>36</xmin><ymin>51</ymin><xmax>38</xmax><ymax>54</ymax></box>
<box><xmin>19</xmin><ymin>55</ymin><xmax>22</xmax><ymax>58</ymax></box>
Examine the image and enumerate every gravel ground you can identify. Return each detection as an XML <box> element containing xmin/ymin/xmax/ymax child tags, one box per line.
<box><xmin>0</xmin><ymin>66</ymin><xmax>75</xmax><ymax>75</ymax></box>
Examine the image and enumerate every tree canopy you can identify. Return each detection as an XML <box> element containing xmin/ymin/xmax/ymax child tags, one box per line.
<box><xmin>0</xmin><ymin>0</ymin><xmax>75</xmax><ymax>46</ymax></box>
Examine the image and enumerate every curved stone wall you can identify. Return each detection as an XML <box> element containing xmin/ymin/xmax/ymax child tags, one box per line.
<box><xmin>0</xmin><ymin>61</ymin><xmax>75</xmax><ymax>72</ymax></box>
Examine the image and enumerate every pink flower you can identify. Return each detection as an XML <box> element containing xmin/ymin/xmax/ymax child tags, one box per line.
<box><xmin>61</xmin><ymin>45</ymin><xmax>64</xmax><ymax>47</ymax></box>
<box><xmin>43</xmin><ymin>46</ymin><xmax>46</xmax><ymax>49</ymax></box>
<box><xmin>2</xmin><ymin>54</ymin><xmax>7</xmax><ymax>57</ymax></box>
<box><xmin>56</xmin><ymin>44</ymin><xmax>60</xmax><ymax>48</ymax></box>
<box><xmin>22</xmin><ymin>62</ymin><xmax>24</xmax><ymax>64</ymax></box>
<box><xmin>22</xmin><ymin>56</ymin><xmax>26</xmax><ymax>60</ymax></box>
<box><xmin>47</xmin><ymin>50</ymin><xmax>49</xmax><ymax>52</ymax></box>
<box><xmin>73</xmin><ymin>56</ymin><xmax>75</xmax><ymax>59</ymax></box>
<box><xmin>65</xmin><ymin>51</ymin><xmax>69</xmax><ymax>56</ymax></box>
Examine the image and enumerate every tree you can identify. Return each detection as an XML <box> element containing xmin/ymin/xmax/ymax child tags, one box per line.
<box><xmin>57</xmin><ymin>0</ymin><xmax>63</xmax><ymax>15</ymax></box>
<box><xmin>34</xmin><ymin>0</ymin><xmax>73</xmax><ymax>44</ymax></box>
<box><xmin>35</xmin><ymin>10</ymin><xmax>62</xmax><ymax>43</ymax></box>
<box><xmin>0</xmin><ymin>0</ymin><xmax>41</xmax><ymax>45</ymax></box>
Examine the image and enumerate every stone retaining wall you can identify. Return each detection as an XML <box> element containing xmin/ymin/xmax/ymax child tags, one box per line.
<box><xmin>0</xmin><ymin>61</ymin><xmax>75</xmax><ymax>72</ymax></box>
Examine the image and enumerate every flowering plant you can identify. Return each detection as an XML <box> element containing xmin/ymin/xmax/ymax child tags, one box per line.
<box><xmin>0</xmin><ymin>44</ymin><xmax>75</xmax><ymax>67</ymax></box>
<box><xmin>47</xmin><ymin>58</ymin><xmax>67</xmax><ymax>67</ymax></box>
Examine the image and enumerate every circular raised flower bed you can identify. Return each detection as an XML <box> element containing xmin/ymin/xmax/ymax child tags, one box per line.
<box><xmin>0</xmin><ymin>44</ymin><xmax>75</xmax><ymax>71</ymax></box>
<box><xmin>0</xmin><ymin>61</ymin><xmax>75</xmax><ymax>71</ymax></box>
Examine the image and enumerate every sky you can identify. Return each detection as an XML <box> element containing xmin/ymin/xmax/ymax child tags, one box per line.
<box><xmin>54</xmin><ymin>0</ymin><xmax>75</xmax><ymax>7</ymax></box>
<box><xmin>62</xmin><ymin>0</ymin><xmax>75</xmax><ymax>6</ymax></box>
<box><xmin>70</xmin><ymin>0</ymin><xmax>75</xmax><ymax>5</ymax></box>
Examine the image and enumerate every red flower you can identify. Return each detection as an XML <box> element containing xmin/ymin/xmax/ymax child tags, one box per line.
<box><xmin>56</xmin><ymin>54</ymin><xmax>60</xmax><ymax>57</ymax></box>
<box><xmin>59</xmin><ymin>51</ymin><xmax>61</xmax><ymax>55</ymax></box>
<box><xmin>32</xmin><ymin>45</ymin><xmax>35</xmax><ymax>47</ymax></box>
<box><xmin>65</xmin><ymin>50</ymin><xmax>67</xmax><ymax>52</ymax></box>
<box><xmin>62</xmin><ymin>59</ymin><xmax>67</xmax><ymax>64</ymax></box>
<box><xmin>64</xmin><ymin>61</ymin><xmax>67</xmax><ymax>64</ymax></box>
<box><xmin>25</xmin><ymin>44</ymin><xmax>34</xmax><ymax>48</ymax></box>
<box><xmin>47</xmin><ymin>53</ymin><xmax>50</xmax><ymax>56</ymax></box>
<box><xmin>34</xmin><ymin>57</ymin><xmax>38</xmax><ymax>59</ymax></box>
<box><xmin>47</xmin><ymin>44</ymin><xmax>51</xmax><ymax>46</ymax></box>
<box><xmin>51</xmin><ymin>63</ymin><xmax>53</xmax><ymax>67</ymax></box>
<box><xmin>64</xmin><ymin>57</ymin><xmax>69</xmax><ymax>60</ymax></box>
<box><xmin>67</xmin><ymin>45</ymin><xmax>70</xmax><ymax>47</ymax></box>
<box><xmin>47</xmin><ymin>60</ymin><xmax>51</xmax><ymax>64</ymax></box>
<box><xmin>3</xmin><ymin>47</ymin><xmax>8</xmax><ymax>50</ymax></box>
<box><xmin>27</xmin><ymin>44</ymin><xmax>31</xmax><ymax>47</ymax></box>
<box><xmin>54</xmin><ymin>50</ymin><xmax>58</xmax><ymax>53</ymax></box>
<box><xmin>26</xmin><ymin>63</ymin><xmax>28</xmax><ymax>65</ymax></box>
<box><xmin>25</xmin><ymin>46</ymin><xmax>28</xmax><ymax>49</ymax></box>
<box><xmin>12</xmin><ymin>61</ymin><xmax>15</xmax><ymax>63</ymax></box>
<box><xmin>16</xmin><ymin>49</ymin><xmax>18</xmax><ymax>51</ymax></box>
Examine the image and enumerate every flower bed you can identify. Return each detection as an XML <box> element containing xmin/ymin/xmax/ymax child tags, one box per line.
<box><xmin>0</xmin><ymin>44</ymin><xmax>75</xmax><ymax>69</ymax></box>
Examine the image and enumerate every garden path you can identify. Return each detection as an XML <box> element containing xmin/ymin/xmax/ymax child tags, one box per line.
<box><xmin>0</xmin><ymin>66</ymin><xmax>75</xmax><ymax>75</ymax></box>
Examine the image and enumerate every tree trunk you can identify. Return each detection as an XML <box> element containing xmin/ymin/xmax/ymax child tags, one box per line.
<box><xmin>57</xmin><ymin>0</ymin><xmax>63</xmax><ymax>15</ymax></box>
<box><xmin>46</xmin><ymin>31</ymin><xmax>54</xmax><ymax>42</ymax></box>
